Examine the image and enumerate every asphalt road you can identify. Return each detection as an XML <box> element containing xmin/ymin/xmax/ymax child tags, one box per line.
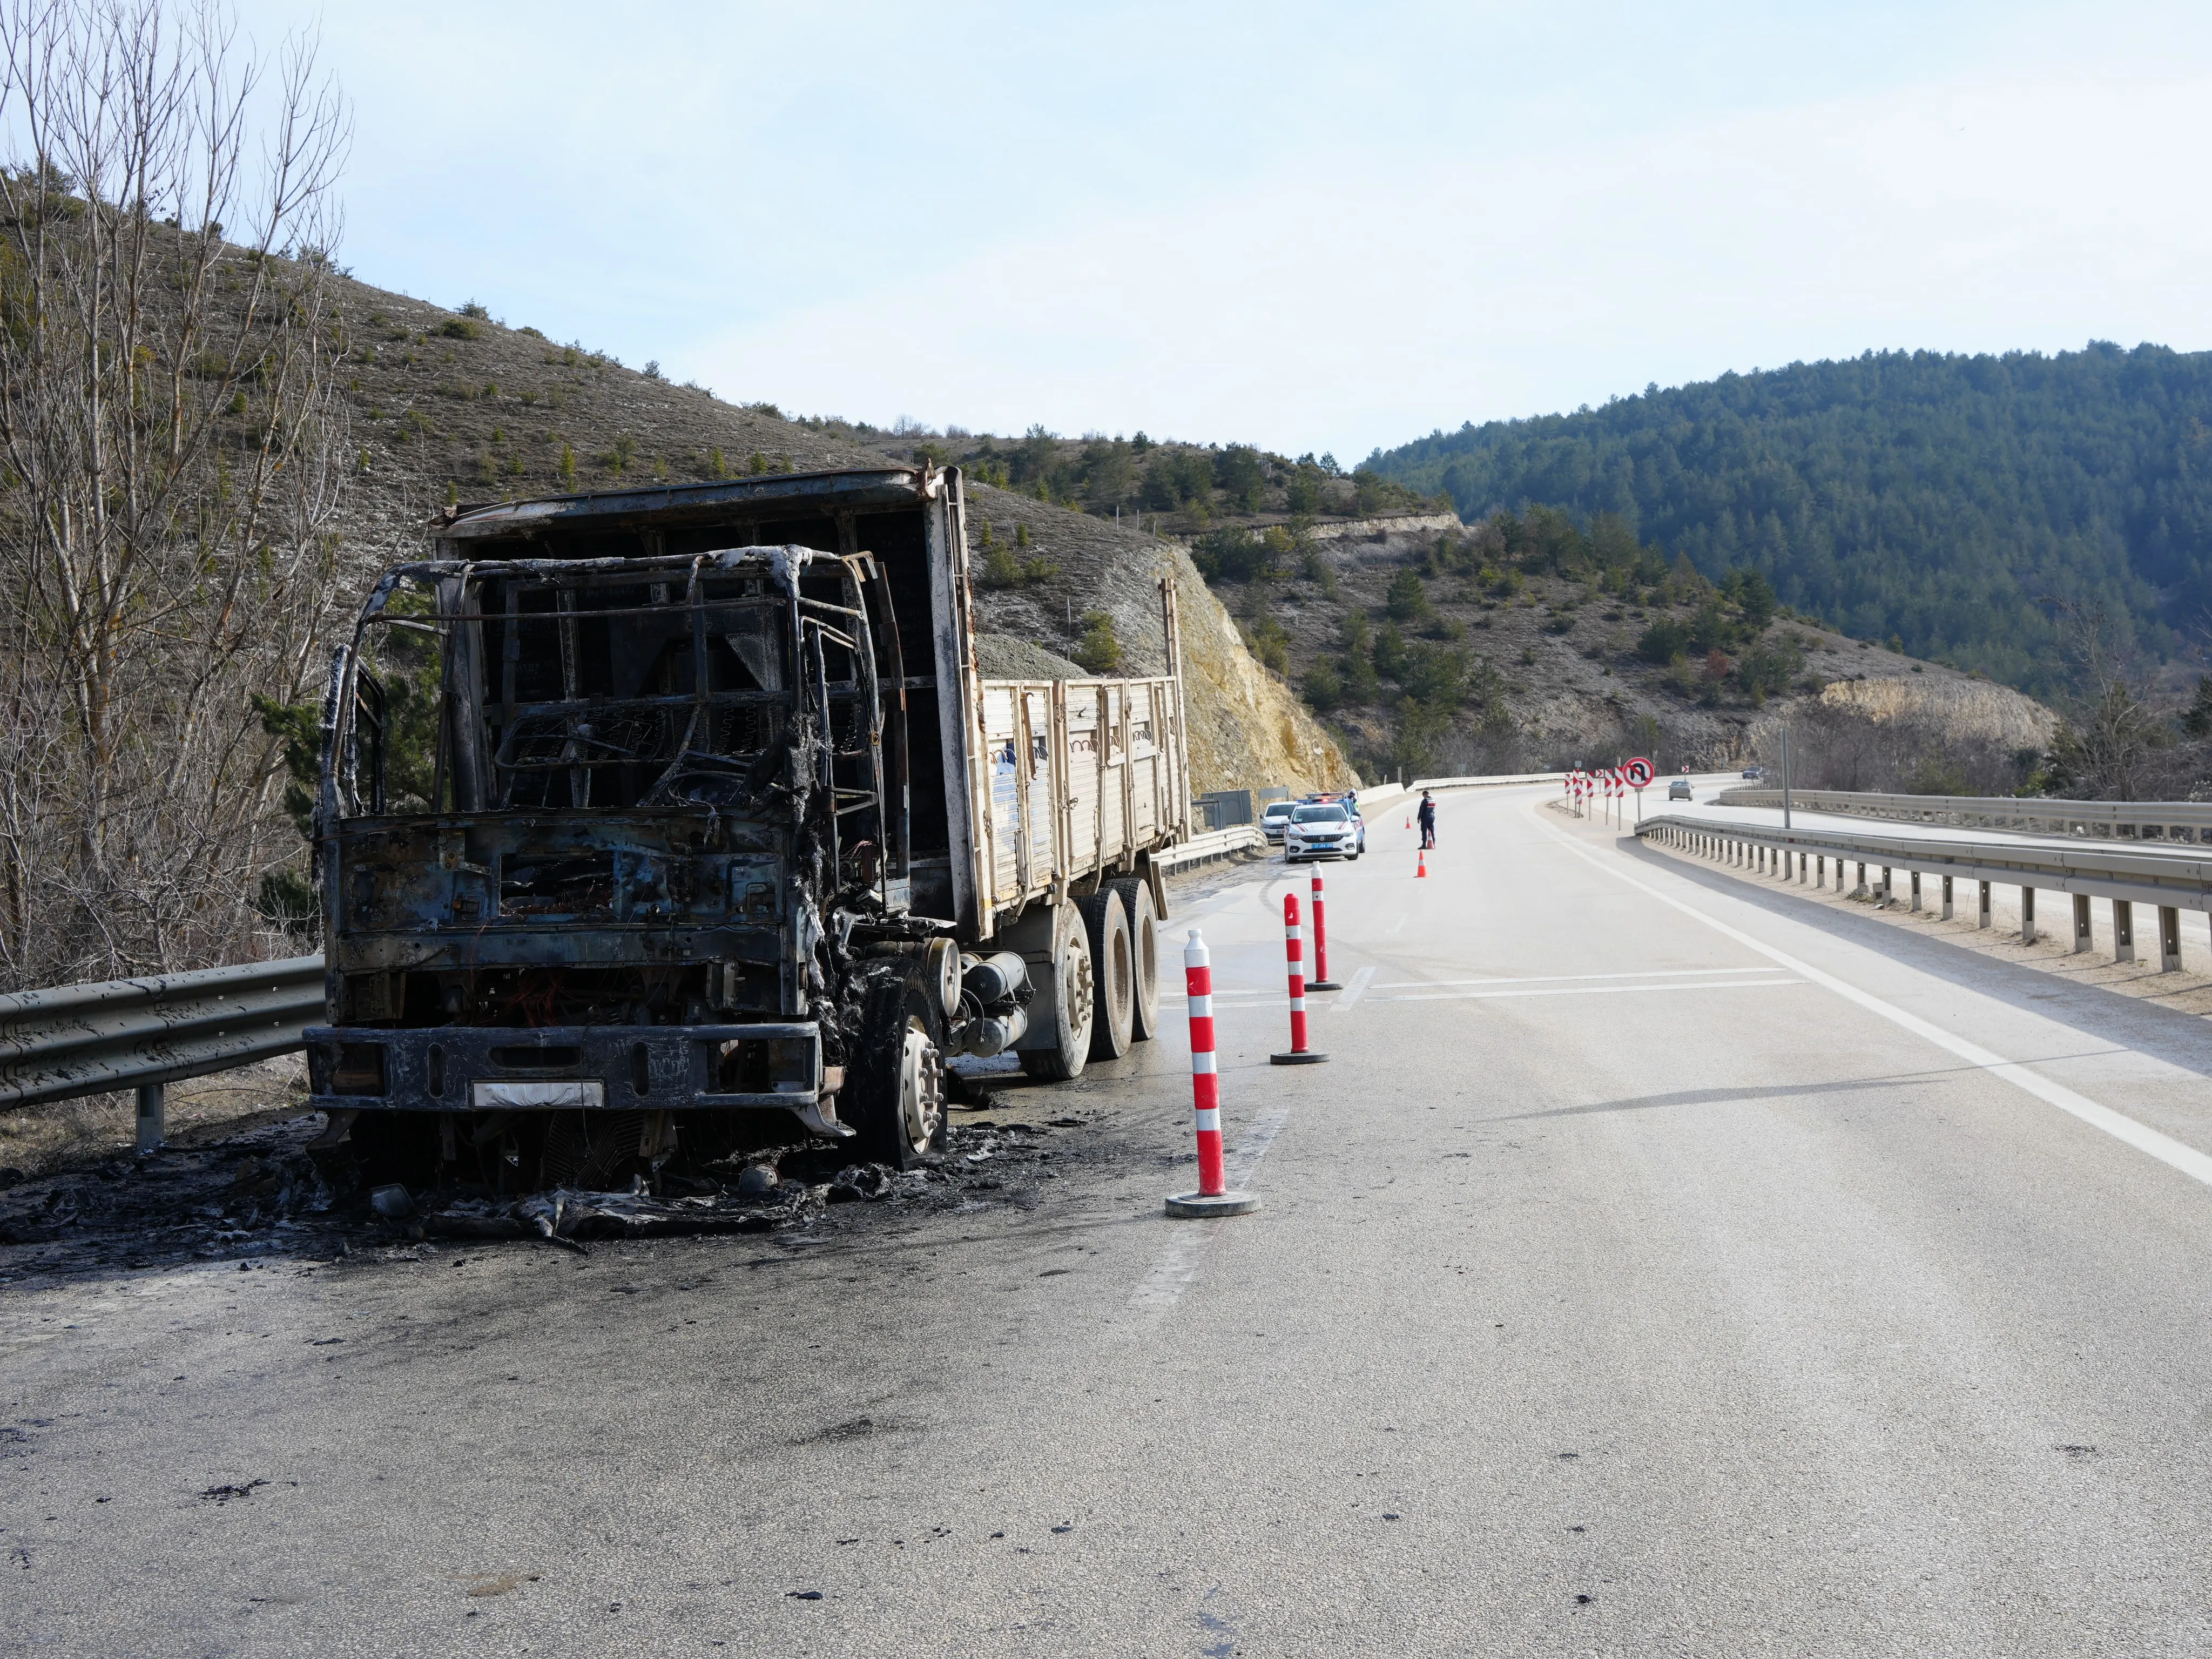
<box><xmin>11</xmin><ymin>783</ymin><xmax>2212</xmax><ymax>1656</ymax></box>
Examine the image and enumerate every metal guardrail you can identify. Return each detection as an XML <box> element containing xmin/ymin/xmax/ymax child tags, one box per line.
<box><xmin>1639</xmin><ymin>812</ymin><xmax>2212</xmax><ymax>968</ymax></box>
<box><xmin>0</xmin><ymin>955</ymin><xmax>325</xmax><ymax>1145</ymax></box>
<box><xmin>1716</xmin><ymin>787</ymin><xmax>2212</xmax><ymax>843</ymax></box>
<box><xmin>1154</xmin><ymin>824</ymin><xmax>1268</xmax><ymax>871</ymax></box>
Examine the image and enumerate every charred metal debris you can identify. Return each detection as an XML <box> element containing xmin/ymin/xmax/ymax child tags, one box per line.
<box><xmin>0</xmin><ymin>1104</ymin><xmax>1080</xmax><ymax>1274</ymax></box>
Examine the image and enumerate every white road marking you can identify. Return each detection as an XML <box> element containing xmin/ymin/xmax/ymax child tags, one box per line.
<box><xmin>1374</xmin><ymin>966</ymin><xmax>1783</xmax><ymax>989</ymax></box>
<box><xmin>1542</xmin><ymin>818</ymin><xmax>2212</xmax><ymax>1191</ymax></box>
<box><xmin>1334</xmin><ymin>965</ymin><xmax>1378</xmax><ymax>1010</ymax></box>
<box><xmin>1386</xmin><ymin>913</ymin><xmax>1408</xmax><ymax>936</ymax></box>
<box><xmin>1129</xmin><ymin>1106</ymin><xmax>1291</xmax><ymax>1316</ymax></box>
<box><xmin>1374</xmin><ymin>979</ymin><xmax>1805</xmax><ymax>1004</ymax></box>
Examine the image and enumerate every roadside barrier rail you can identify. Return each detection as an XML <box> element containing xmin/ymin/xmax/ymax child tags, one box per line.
<box><xmin>1715</xmin><ymin>787</ymin><xmax>2212</xmax><ymax>844</ymax></box>
<box><xmin>0</xmin><ymin>955</ymin><xmax>326</xmax><ymax>1148</ymax></box>
<box><xmin>1639</xmin><ymin>809</ymin><xmax>2212</xmax><ymax>972</ymax></box>
<box><xmin>1152</xmin><ymin>824</ymin><xmax>1268</xmax><ymax>871</ymax></box>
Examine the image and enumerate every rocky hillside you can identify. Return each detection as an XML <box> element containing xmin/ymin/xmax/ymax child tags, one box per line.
<box><xmin>319</xmin><ymin>285</ymin><xmax>1352</xmax><ymax>794</ymax></box>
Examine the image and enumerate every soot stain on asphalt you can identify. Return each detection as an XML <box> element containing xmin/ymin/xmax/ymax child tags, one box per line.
<box><xmin>0</xmin><ymin>1111</ymin><xmax>1104</xmax><ymax>1286</ymax></box>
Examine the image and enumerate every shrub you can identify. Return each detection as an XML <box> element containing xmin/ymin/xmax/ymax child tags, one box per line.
<box><xmin>1074</xmin><ymin>611</ymin><xmax>1123</xmax><ymax>674</ymax></box>
<box><xmin>517</xmin><ymin>325</ymin><xmax>544</xmax><ymax>339</ymax></box>
<box><xmin>706</xmin><ymin>447</ymin><xmax>726</xmax><ymax>478</ymax></box>
<box><xmin>1385</xmin><ymin>568</ymin><xmax>1431</xmax><ymax>622</ymax></box>
<box><xmin>439</xmin><ymin>315</ymin><xmax>483</xmax><ymax>340</ymax></box>
<box><xmin>980</xmin><ymin>545</ymin><xmax>1023</xmax><ymax>588</ymax></box>
<box><xmin>749</xmin><ymin>451</ymin><xmax>768</xmax><ymax>475</ymax></box>
<box><xmin>1015</xmin><ymin>522</ymin><xmax>1031</xmax><ymax>549</ymax></box>
<box><xmin>1637</xmin><ymin>617</ymin><xmax>1692</xmax><ymax>663</ymax></box>
<box><xmin>1304</xmin><ymin>661</ymin><xmax>1343</xmax><ymax>711</ymax></box>
<box><xmin>459</xmin><ymin>300</ymin><xmax>490</xmax><ymax>320</ymax></box>
<box><xmin>1190</xmin><ymin>527</ymin><xmax>1275</xmax><ymax>583</ymax></box>
<box><xmin>642</xmin><ymin>360</ymin><xmax>664</xmax><ymax>381</ymax></box>
<box><xmin>558</xmin><ymin>443</ymin><xmax>577</xmax><ymax>487</ymax></box>
<box><xmin>1021</xmin><ymin>557</ymin><xmax>1060</xmax><ymax>583</ymax></box>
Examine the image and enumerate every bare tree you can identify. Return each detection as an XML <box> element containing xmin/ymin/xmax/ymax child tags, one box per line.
<box><xmin>0</xmin><ymin>0</ymin><xmax>350</xmax><ymax>989</ymax></box>
<box><xmin>2043</xmin><ymin>601</ymin><xmax>2176</xmax><ymax>801</ymax></box>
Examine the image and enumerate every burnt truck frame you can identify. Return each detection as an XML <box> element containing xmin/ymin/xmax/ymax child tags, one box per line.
<box><xmin>305</xmin><ymin>466</ymin><xmax>1189</xmax><ymax>1183</ymax></box>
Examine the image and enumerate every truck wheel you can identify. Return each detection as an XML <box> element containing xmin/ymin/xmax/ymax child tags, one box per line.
<box><xmin>848</xmin><ymin>981</ymin><xmax>946</xmax><ymax>1168</ymax></box>
<box><xmin>1108</xmin><ymin>876</ymin><xmax>1162</xmax><ymax>1041</ymax></box>
<box><xmin>1017</xmin><ymin>902</ymin><xmax>1095</xmax><ymax>1081</ymax></box>
<box><xmin>1079</xmin><ymin>889</ymin><xmax>1134</xmax><ymax>1062</ymax></box>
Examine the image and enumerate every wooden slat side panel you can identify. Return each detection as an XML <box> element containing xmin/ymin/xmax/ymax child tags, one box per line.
<box><xmin>1024</xmin><ymin>688</ymin><xmax>1055</xmax><ymax>896</ymax></box>
<box><xmin>982</xmin><ymin>685</ymin><xmax>1021</xmax><ymax>905</ymax></box>
<box><xmin>1066</xmin><ymin>685</ymin><xmax>1101</xmax><ymax>878</ymax></box>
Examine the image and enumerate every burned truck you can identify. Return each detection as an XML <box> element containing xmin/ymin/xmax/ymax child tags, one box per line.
<box><xmin>305</xmin><ymin>467</ymin><xmax>1189</xmax><ymax>1186</ymax></box>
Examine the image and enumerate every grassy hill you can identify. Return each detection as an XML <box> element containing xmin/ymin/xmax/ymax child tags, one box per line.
<box><xmin>1365</xmin><ymin>343</ymin><xmax>2212</xmax><ymax>695</ymax></box>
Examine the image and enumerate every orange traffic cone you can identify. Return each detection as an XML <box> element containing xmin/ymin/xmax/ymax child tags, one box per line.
<box><xmin>1415</xmin><ymin>847</ymin><xmax>1428</xmax><ymax>878</ymax></box>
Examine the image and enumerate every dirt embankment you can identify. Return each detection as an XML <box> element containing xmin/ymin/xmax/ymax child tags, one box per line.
<box><xmin>1811</xmin><ymin>674</ymin><xmax>2056</xmax><ymax>749</ymax></box>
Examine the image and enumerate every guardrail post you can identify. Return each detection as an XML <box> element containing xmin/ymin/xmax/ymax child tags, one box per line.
<box><xmin>1798</xmin><ymin>852</ymin><xmax>1807</xmax><ymax>885</ymax></box>
<box><xmin>1910</xmin><ymin>871</ymin><xmax>1922</xmax><ymax>912</ymax></box>
<box><xmin>134</xmin><ymin>1082</ymin><xmax>165</xmax><ymax>1154</ymax></box>
<box><xmin>2021</xmin><ymin>887</ymin><xmax>2037</xmax><ymax>945</ymax></box>
<box><xmin>1816</xmin><ymin>854</ymin><xmax>1825</xmax><ymax>886</ymax></box>
<box><xmin>2113</xmin><ymin>899</ymin><xmax>2135</xmax><ymax>963</ymax></box>
<box><xmin>1978</xmin><ymin>880</ymin><xmax>1992</xmax><ymax>928</ymax></box>
<box><xmin>2161</xmin><ymin>906</ymin><xmax>2182</xmax><ymax>972</ymax></box>
<box><xmin>1880</xmin><ymin>867</ymin><xmax>1893</xmax><ymax>907</ymax></box>
<box><xmin>2072</xmin><ymin>894</ymin><xmax>2092</xmax><ymax>954</ymax></box>
<box><xmin>1941</xmin><ymin>875</ymin><xmax>1954</xmax><ymax>920</ymax></box>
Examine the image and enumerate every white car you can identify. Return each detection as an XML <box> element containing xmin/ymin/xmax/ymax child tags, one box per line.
<box><xmin>1284</xmin><ymin>802</ymin><xmax>1364</xmax><ymax>862</ymax></box>
<box><xmin>1260</xmin><ymin>800</ymin><xmax>1298</xmax><ymax>844</ymax></box>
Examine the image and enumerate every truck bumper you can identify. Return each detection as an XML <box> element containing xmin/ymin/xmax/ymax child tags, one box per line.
<box><xmin>305</xmin><ymin>1021</ymin><xmax>845</xmax><ymax>1134</ymax></box>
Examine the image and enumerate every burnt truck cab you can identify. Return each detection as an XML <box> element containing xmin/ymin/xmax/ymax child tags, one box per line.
<box><xmin>304</xmin><ymin>467</ymin><xmax>1185</xmax><ymax>1185</ymax></box>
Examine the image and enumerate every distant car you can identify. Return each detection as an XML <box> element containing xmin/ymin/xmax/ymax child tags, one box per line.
<box><xmin>1742</xmin><ymin>766</ymin><xmax>1766</xmax><ymax>780</ymax></box>
<box><xmin>1284</xmin><ymin>802</ymin><xmax>1363</xmax><ymax>862</ymax></box>
<box><xmin>1259</xmin><ymin>800</ymin><xmax>1298</xmax><ymax>844</ymax></box>
<box><xmin>1668</xmin><ymin>779</ymin><xmax>1694</xmax><ymax>801</ymax></box>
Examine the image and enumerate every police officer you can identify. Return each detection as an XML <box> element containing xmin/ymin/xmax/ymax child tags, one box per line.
<box><xmin>1417</xmin><ymin>789</ymin><xmax>1437</xmax><ymax>849</ymax></box>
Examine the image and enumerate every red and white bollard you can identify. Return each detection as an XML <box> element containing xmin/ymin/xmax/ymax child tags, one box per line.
<box><xmin>1271</xmin><ymin>893</ymin><xmax>1329</xmax><ymax>1065</ymax></box>
<box><xmin>1307</xmin><ymin>872</ymin><xmax>1340</xmax><ymax>990</ymax></box>
<box><xmin>1165</xmin><ymin>928</ymin><xmax>1259</xmax><ymax>1218</ymax></box>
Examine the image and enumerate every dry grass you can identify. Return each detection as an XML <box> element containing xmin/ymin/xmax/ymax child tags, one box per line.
<box><xmin>0</xmin><ymin>1058</ymin><xmax>308</xmax><ymax>1182</ymax></box>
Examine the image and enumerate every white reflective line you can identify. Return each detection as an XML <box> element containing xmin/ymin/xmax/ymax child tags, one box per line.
<box><xmin>1541</xmin><ymin>819</ymin><xmax>2212</xmax><ymax>1193</ymax></box>
<box><xmin>1130</xmin><ymin>1105</ymin><xmax>1292</xmax><ymax>1317</ymax></box>
<box><xmin>1193</xmin><ymin>1108</ymin><xmax>1220</xmax><ymax>1132</ymax></box>
<box><xmin>1186</xmin><ymin>995</ymin><xmax>1213</xmax><ymax>1019</ymax></box>
<box><xmin>1374</xmin><ymin>979</ymin><xmax>1805</xmax><ymax>1004</ymax></box>
<box><xmin>1190</xmin><ymin>1051</ymin><xmax>1216</xmax><ymax>1073</ymax></box>
<box><xmin>1333</xmin><ymin>965</ymin><xmax>1377</xmax><ymax>1010</ymax></box>
<box><xmin>1374</xmin><ymin>966</ymin><xmax>1784</xmax><ymax>990</ymax></box>
<box><xmin>1385</xmin><ymin>914</ymin><xmax>1408</xmax><ymax>936</ymax></box>
<box><xmin>1289</xmin><ymin>996</ymin><xmax>1306</xmax><ymax>1013</ymax></box>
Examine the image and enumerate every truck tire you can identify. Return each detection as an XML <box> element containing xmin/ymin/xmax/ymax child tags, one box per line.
<box><xmin>1079</xmin><ymin>889</ymin><xmax>1134</xmax><ymax>1062</ymax></box>
<box><xmin>1108</xmin><ymin>876</ymin><xmax>1163</xmax><ymax>1041</ymax></box>
<box><xmin>1017</xmin><ymin>902</ymin><xmax>1095</xmax><ymax>1081</ymax></box>
<box><xmin>848</xmin><ymin>981</ymin><xmax>946</xmax><ymax>1169</ymax></box>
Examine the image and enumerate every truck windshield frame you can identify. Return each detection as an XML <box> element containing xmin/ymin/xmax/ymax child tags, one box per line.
<box><xmin>331</xmin><ymin>547</ymin><xmax>882</xmax><ymax>836</ymax></box>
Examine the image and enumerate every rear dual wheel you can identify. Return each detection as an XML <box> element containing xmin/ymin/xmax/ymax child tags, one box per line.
<box><xmin>1107</xmin><ymin>876</ymin><xmax>1163</xmax><ymax>1041</ymax></box>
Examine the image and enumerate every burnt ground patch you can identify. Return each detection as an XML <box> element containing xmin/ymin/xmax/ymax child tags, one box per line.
<box><xmin>0</xmin><ymin>1100</ymin><xmax>1116</xmax><ymax>1286</ymax></box>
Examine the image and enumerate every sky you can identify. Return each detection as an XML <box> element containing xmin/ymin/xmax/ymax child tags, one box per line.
<box><xmin>219</xmin><ymin>0</ymin><xmax>2212</xmax><ymax>461</ymax></box>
